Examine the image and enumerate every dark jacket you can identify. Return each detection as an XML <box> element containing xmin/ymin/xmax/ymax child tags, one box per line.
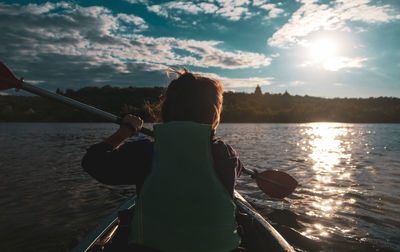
<box><xmin>82</xmin><ymin>137</ymin><xmax>243</xmax><ymax>197</ymax></box>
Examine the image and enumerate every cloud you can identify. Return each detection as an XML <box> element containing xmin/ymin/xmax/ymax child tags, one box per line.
<box><xmin>216</xmin><ymin>6</ymin><xmax>251</xmax><ymax>21</ymax></box>
<box><xmin>252</xmin><ymin>0</ymin><xmax>268</xmax><ymax>6</ymax></box>
<box><xmin>290</xmin><ymin>80</ymin><xmax>305</xmax><ymax>86</ymax></box>
<box><xmin>147</xmin><ymin>1</ymin><xmax>204</xmax><ymax>18</ymax></box>
<box><xmin>0</xmin><ymin>2</ymin><xmax>271</xmax><ymax>90</ymax></box>
<box><xmin>258</xmin><ymin>3</ymin><xmax>284</xmax><ymax>18</ymax></box>
<box><xmin>124</xmin><ymin>0</ymin><xmax>149</xmax><ymax>4</ymax></box>
<box><xmin>147</xmin><ymin>1</ymin><xmax>207</xmax><ymax>18</ymax></box>
<box><xmin>127</xmin><ymin>36</ymin><xmax>271</xmax><ymax>69</ymax></box>
<box><xmin>268</xmin><ymin>0</ymin><xmax>400</xmax><ymax>48</ymax></box>
<box><xmin>198</xmin><ymin>2</ymin><xmax>219</xmax><ymax>14</ymax></box>
<box><xmin>333</xmin><ymin>82</ymin><xmax>345</xmax><ymax>86</ymax></box>
<box><xmin>141</xmin><ymin>0</ymin><xmax>283</xmax><ymax>21</ymax></box>
<box><xmin>1</xmin><ymin>1</ymin><xmax>72</xmax><ymax>15</ymax></box>
<box><xmin>147</xmin><ymin>4</ymin><xmax>169</xmax><ymax>18</ymax></box>
<box><xmin>301</xmin><ymin>56</ymin><xmax>367</xmax><ymax>71</ymax></box>
<box><xmin>215</xmin><ymin>0</ymin><xmax>252</xmax><ymax>21</ymax></box>
<box><xmin>267</xmin><ymin>7</ymin><xmax>284</xmax><ymax>18</ymax></box>
<box><xmin>117</xmin><ymin>13</ymin><xmax>148</xmax><ymax>31</ymax></box>
<box><xmin>146</xmin><ymin>0</ymin><xmax>252</xmax><ymax>21</ymax></box>
<box><xmin>196</xmin><ymin>71</ymin><xmax>273</xmax><ymax>88</ymax></box>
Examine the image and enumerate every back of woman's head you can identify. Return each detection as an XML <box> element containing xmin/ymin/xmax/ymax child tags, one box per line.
<box><xmin>161</xmin><ymin>69</ymin><xmax>223</xmax><ymax>129</ymax></box>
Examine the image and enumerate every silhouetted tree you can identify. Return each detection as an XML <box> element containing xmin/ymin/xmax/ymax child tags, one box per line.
<box><xmin>254</xmin><ymin>85</ymin><xmax>262</xmax><ymax>96</ymax></box>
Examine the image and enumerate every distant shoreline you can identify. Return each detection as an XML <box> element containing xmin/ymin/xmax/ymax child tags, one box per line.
<box><xmin>1</xmin><ymin>86</ymin><xmax>400</xmax><ymax>123</ymax></box>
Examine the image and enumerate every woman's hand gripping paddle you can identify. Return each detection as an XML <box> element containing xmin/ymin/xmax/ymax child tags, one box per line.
<box><xmin>0</xmin><ymin>61</ymin><xmax>298</xmax><ymax>198</ymax></box>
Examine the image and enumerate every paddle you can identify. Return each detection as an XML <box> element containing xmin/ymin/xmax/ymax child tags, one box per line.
<box><xmin>241</xmin><ymin>167</ymin><xmax>298</xmax><ymax>199</ymax></box>
<box><xmin>0</xmin><ymin>61</ymin><xmax>297</xmax><ymax>198</ymax></box>
<box><xmin>0</xmin><ymin>62</ymin><xmax>153</xmax><ymax>137</ymax></box>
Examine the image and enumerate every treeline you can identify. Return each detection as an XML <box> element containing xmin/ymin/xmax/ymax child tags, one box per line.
<box><xmin>1</xmin><ymin>86</ymin><xmax>400</xmax><ymax>123</ymax></box>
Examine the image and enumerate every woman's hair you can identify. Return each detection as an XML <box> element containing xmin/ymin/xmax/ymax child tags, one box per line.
<box><xmin>161</xmin><ymin>68</ymin><xmax>223</xmax><ymax>129</ymax></box>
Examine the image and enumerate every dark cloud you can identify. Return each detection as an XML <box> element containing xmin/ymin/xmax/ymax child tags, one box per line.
<box><xmin>0</xmin><ymin>1</ymin><xmax>277</xmax><ymax>98</ymax></box>
<box><xmin>0</xmin><ymin>2</ymin><xmax>168</xmax><ymax>92</ymax></box>
<box><xmin>4</xmin><ymin>53</ymin><xmax>169</xmax><ymax>92</ymax></box>
<box><xmin>0</xmin><ymin>1</ymin><xmax>273</xmax><ymax>94</ymax></box>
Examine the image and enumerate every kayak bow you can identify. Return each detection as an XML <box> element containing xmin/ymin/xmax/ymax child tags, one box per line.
<box><xmin>72</xmin><ymin>191</ymin><xmax>295</xmax><ymax>252</ymax></box>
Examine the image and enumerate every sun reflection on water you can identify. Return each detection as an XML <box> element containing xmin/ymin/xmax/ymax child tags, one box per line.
<box><xmin>301</xmin><ymin>123</ymin><xmax>354</xmax><ymax>239</ymax></box>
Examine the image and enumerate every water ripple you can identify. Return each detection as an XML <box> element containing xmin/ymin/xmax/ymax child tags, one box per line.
<box><xmin>0</xmin><ymin>122</ymin><xmax>399</xmax><ymax>251</ymax></box>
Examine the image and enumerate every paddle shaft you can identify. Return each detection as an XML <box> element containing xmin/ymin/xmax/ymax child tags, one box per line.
<box><xmin>242</xmin><ymin>167</ymin><xmax>257</xmax><ymax>177</ymax></box>
<box><xmin>17</xmin><ymin>81</ymin><xmax>154</xmax><ymax>136</ymax></box>
<box><xmin>19</xmin><ymin>82</ymin><xmax>291</xmax><ymax>189</ymax></box>
<box><xmin>20</xmin><ymin>82</ymin><xmax>289</xmax><ymax>187</ymax></box>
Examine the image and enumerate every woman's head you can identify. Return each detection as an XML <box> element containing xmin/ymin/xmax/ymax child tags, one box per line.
<box><xmin>161</xmin><ymin>69</ymin><xmax>223</xmax><ymax>129</ymax></box>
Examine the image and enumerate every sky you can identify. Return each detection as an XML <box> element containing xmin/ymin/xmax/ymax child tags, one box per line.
<box><xmin>1</xmin><ymin>0</ymin><xmax>399</xmax><ymax>98</ymax></box>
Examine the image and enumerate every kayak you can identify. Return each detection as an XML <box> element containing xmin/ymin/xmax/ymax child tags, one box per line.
<box><xmin>1</xmin><ymin>62</ymin><xmax>297</xmax><ymax>251</ymax></box>
<box><xmin>72</xmin><ymin>191</ymin><xmax>295</xmax><ymax>252</ymax></box>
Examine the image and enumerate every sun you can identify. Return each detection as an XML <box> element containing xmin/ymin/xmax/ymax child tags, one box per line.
<box><xmin>308</xmin><ymin>38</ymin><xmax>339</xmax><ymax>62</ymax></box>
<box><xmin>303</xmin><ymin>37</ymin><xmax>349</xmax><ymax>71</ymax></box>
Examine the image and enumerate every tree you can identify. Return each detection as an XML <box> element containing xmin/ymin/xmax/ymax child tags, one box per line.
<box><xmin>56</xmin><ymin>88</ymin><xmax>63</xmax><ymax>94</ymax></box>
<box><xmin>254</xmin><ymin>85</ymin><xmax>262</xmax><ymax>96</ymax></box>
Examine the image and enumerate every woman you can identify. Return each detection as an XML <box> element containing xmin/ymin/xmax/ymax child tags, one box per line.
<box><xmin>82</xmin><ymin>69</ymin><xmax>244</xmax><ymax>252</ymax></box>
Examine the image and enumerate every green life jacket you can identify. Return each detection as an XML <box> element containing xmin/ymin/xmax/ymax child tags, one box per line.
<box><xmin>129</xmin><ymin>121</ymin><xmax>240</xmax><ymax>252</ymax></box>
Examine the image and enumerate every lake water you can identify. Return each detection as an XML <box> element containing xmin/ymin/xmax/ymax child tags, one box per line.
<box><xmin>0</xmin><ymin>123</ymin><xmax>399</xmax><ymax>251</ymax></box>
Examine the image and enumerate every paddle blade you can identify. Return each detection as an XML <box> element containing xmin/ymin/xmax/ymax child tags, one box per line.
<box><xmin>255</xmin><ymin>170</ymin><xmax>298</xmax><ymax>199</ymax></box>
<box><xmin>0</xmin><ymin>61</ymin><xmax>21</xmax><ymax>91</ymax></box>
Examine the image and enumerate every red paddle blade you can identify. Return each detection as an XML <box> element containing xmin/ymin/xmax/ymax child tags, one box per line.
<box><xmin>0</xmin><ymin>61</ymin><xmax>21</xmax><ymax>91</ymax></box>
<box><xmin>255</xmin><ymin>170</ymin><xmax>298</xmax><ymax>199</ymax></box>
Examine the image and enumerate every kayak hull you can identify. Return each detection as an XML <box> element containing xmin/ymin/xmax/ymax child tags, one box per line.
<box><xmin>72</xmin><ymin>191</ymin><xmax>295</xmax><ymax>252</ymax></box>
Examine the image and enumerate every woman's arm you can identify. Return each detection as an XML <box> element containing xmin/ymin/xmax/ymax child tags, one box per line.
<box><xmin>104</xmin><ymin>114</ymin><xmax>143</xmax><ymax>148</ymax></box>
<box><xmin>82</xmin><ymin>115</ymin><xmax>152</xmax><ymax>185</ymax></box>
<box><xmin>212</xmin><ymin>140</ymin><xmax>243</xmax><ymax>197</ymax></box>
